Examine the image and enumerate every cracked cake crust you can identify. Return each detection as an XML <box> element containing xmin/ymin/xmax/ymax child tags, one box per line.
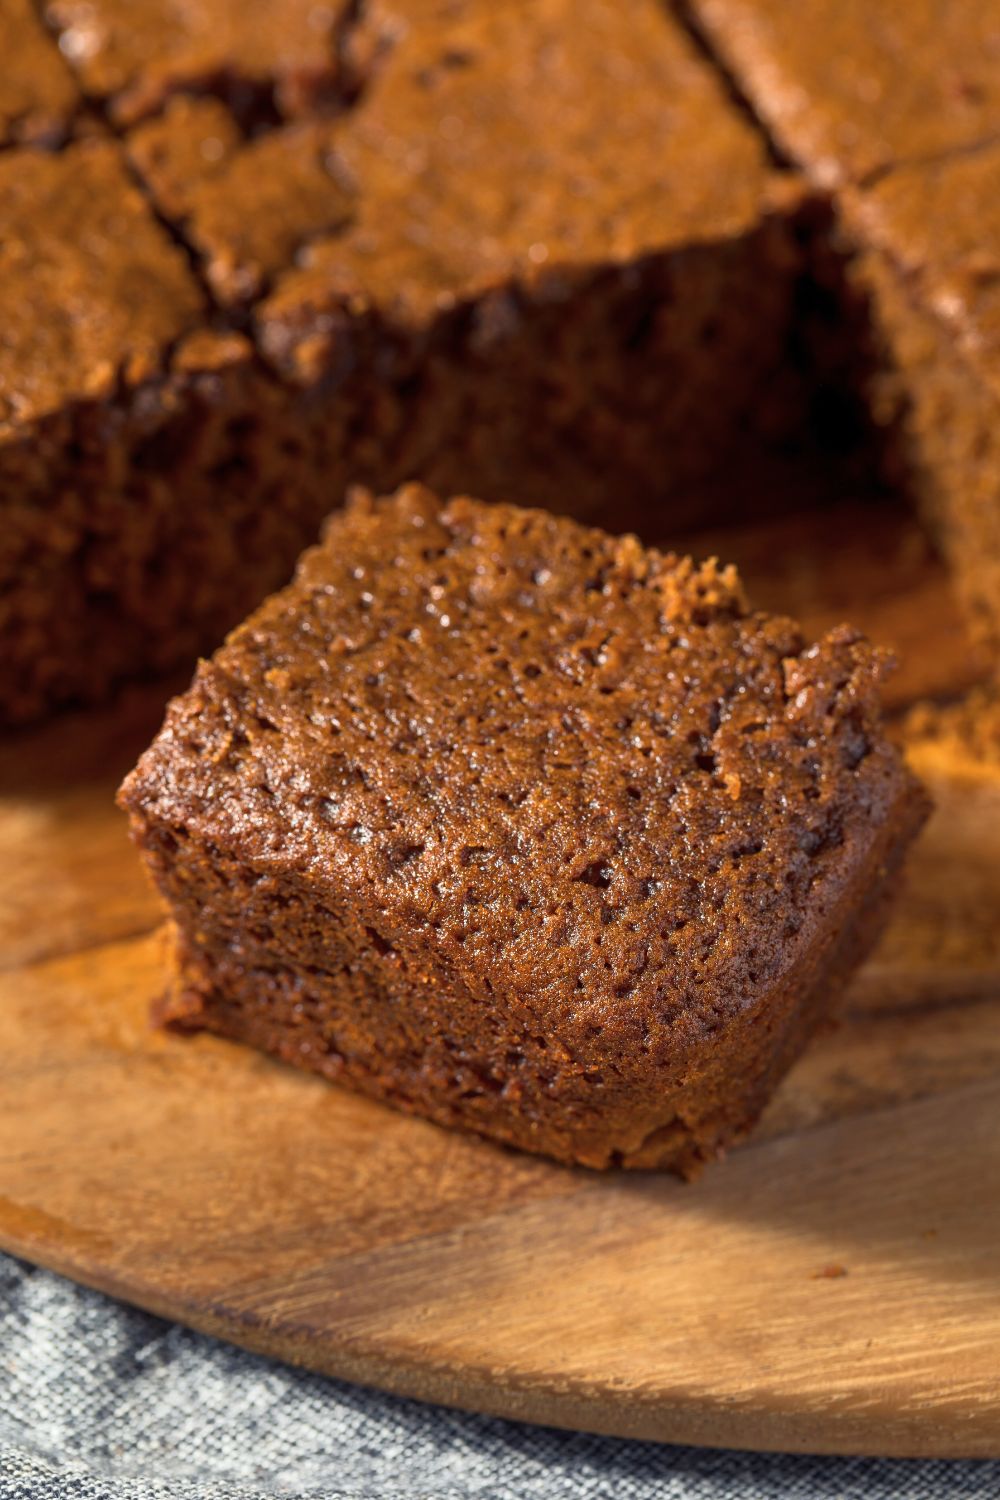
<box><xmin>1</xmin><ymin>0</ymin><xmax>813</xmax><ymax>725</ymax></box>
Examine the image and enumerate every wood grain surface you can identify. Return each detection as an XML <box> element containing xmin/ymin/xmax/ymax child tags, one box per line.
<box><xmin>1</xmin><ymin>502</ymin><xmax>998</xmax><ymax>1458</ymax></box>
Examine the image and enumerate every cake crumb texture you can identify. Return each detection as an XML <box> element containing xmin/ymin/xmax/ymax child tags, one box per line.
<box><xmin>120</xmin><ymin>486</ymin><xmax>928</xmax><ymax>1173</ymax></box>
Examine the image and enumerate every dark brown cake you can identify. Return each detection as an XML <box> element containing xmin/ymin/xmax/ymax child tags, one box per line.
<box><xmin>252</xmin><ymin>0</ymin><xmax>807</xmax><ymax>528</ymax></box>
<box><xmin>684</xmin><ymin>0</ymin><xmax>1000</xmax><ymax>651</ymax></box>
<box><xmin>841</xmin><ymin>149</ymin><xmax>1000</xmax><ymax>651</ymax></box>
<box><xmin>119</xmin><ymin>485</ymin><xmax>928</xmax><ymax>1173</ymax></box>
<box><xmin>0</xmin><ymin>140</ymin><xmax>345</xmax><ymax>725</ymax></box>
<box><xmin>2</xmin><ymin>0</ymin><xmax>815</xmax><ymax>726</ymax></box>
<box><xmin>123</xmin><ymin>0</ymin><xmax>810</xmax><ymax>527</ymax></box>
<box><xmin>686</xmin><ymin>0</ymin><xmax>1000</xmax><ymax>187</ymax></box>
<box><xmin>10</xmin><ymin>0</ymin><xmax>1000</xmax><ymax>725</ymax></box>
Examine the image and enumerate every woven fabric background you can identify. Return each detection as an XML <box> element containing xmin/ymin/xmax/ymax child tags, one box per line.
<box><xmin>3</xmin><ymin>1256</ymin><xmax>998</xmax><ymax>1500</ymax></box>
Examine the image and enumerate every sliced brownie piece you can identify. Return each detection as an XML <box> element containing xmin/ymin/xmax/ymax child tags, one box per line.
<box><xmin>686</xmin><ymin>0</ymin><xmax>1000</xmax><ymax>187</ymax></box>
<box><xmin>42</xmin><ymin>0</ymin><xmax>352</xmax><ymax>126</ymax></box>
<box><xmin>840</xmin><ymin>147</ymin><xmax>1000</xmax><ymax>650</ymax></box>
<box><xmin>0</xmin><ymin>140</ymin><xmax>345</xmax><ymax>726</ymax></box>
<box><xmin>119</xmin><ymin>485</ymin><xmax>928</xmax><ymax>1174</ymax></box>
<box><xmin>253</xmin><ymin>0</ymin><xmax>809</xmax><ymax>531</ymax></box>
<box><xmin>0</xmin><ymin>0</ymin><xmax>82</xmax><ymax>146</ymax></box>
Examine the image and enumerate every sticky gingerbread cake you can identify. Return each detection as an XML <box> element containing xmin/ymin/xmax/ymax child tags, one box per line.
<box><xmin>0</xmin><ymin>139</ymin><xmax>348</xmax><ymax>726</ymax></box>
<box><xmin>684</xmin><ymin>0</ymin><xmax>1000</xmax><ymax>650</ymax></box>
<box><xmin>9</xmin><ymin>0</ymin><xmax>1000</xmax><ymax>726</ymax></box>
<box><xmin>841</xmin><ymin>150</ymin><xmax>1000</xmax><ymax>652</ymax></box>
<box><xmin>126</xmin><ymin>0</ymin><xmax>810</xmax><ymax>528</ymax></box>
<box><xmin>246</xmin><ymin>0</ymin><xmax>807</xmax><ymax>527</ymax></box>
<box><xmin>119</xmin><ymin>485</ymin><xmax>928</xmax><ymax>1173</ymax></box>
<box><xmin>1</xmin><ymin>0</ymin><xmax>811</xmax><ymax>727</ymax></box>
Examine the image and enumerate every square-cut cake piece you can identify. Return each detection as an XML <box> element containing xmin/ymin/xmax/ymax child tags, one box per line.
<box><xmin>249</xmin><ymin>0</ymin><xmax>810</xmax><ymax>533</ymax></box>
<box><xmin>119</xmin><ymin>485</ymin><xmax>928</xmax><ymax>1174</ymax></box>
<box><xmin>121</xmin><ymin>0</ymin><xmax>813</xmax><ymax>532</ymax></box>
<box><xmin>683</xmin><ymin>0</ymin><xmax>1000</xmax><ymax>653</ymax></box>
<box><xmin>686</xmin><ymin>0</ymin><xmax>1000</xmax><ymax>187</ymax></box>
<box><xmin>43</xmin><ymin>0</ymin><xmax>353</xmax><ymax>126</ymax></box>
<box><xmin>0</xmin><ymin>140</ymin><xmax>345</xmax><ymax>726</ymax></box>
<box><xmin>840</xmin><ymin>147</ymin><xmax>1000</xmax><ymax>651</ymax></box>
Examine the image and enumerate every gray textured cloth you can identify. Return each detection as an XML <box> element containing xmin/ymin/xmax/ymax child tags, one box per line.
<box><xmin>2</xmin><ymin>1255</ymin><xmax>997</xmax><ymax>1499</ymax></box>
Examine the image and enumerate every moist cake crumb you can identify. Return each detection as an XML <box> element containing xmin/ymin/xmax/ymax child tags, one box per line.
<box><xmin>119</xmin><ymin>484</ymin><xmax>929</xmax><ymax>1173</ymax></box>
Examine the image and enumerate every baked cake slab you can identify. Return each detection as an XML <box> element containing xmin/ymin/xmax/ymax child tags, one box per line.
<box><xmin>119</xmin><ymin>485</ymin><xmax>928</xmax><ymax>1173</ymax></box>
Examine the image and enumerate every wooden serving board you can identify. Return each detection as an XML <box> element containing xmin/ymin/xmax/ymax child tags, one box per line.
<box><xmin>1</xmin><ymin>502</ymin><xmax>999</xmax><ymax>1459</ymax></box>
